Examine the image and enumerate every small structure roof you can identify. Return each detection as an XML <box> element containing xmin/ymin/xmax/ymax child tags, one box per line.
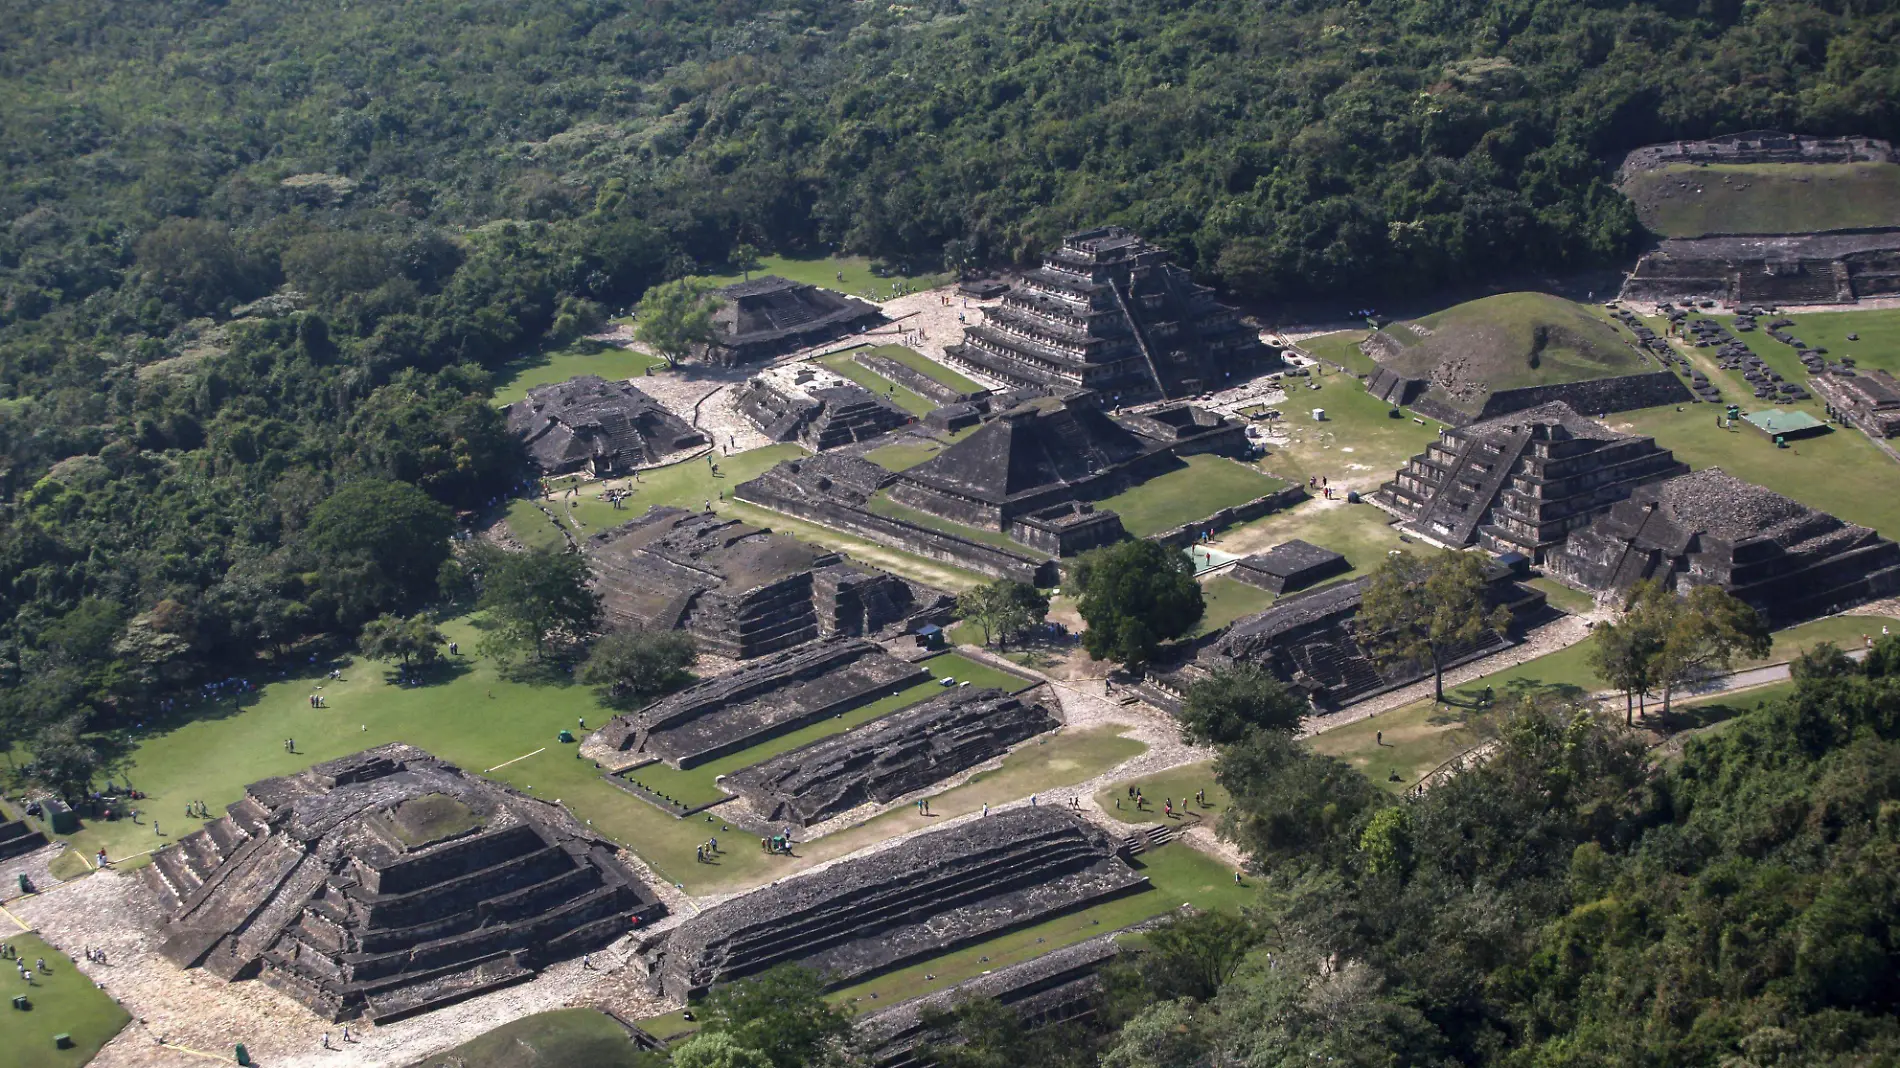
<box><xmin>897</xmin><ymin>392</ymin><xmax>1154</xmax><ymax>505</ymax></box>
<box><xmin>1742</xmin><ymin>408</ymin><xmax>1829</xmax><ymax>438</ymax></box>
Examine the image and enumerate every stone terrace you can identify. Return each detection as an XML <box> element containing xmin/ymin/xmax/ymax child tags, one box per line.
<box><xmin>1547</xmin><ymin>467</ymin><xmax>1900</xmax><ymax>623</ymax></box>
<box><xmin>587</xmin><ymin>636</ymin><xmax>929</xmax><ymax>769</ymax></box>
<box><xmin>1228</xmin><ymin>539</ymin><xmax>1350</xmax><ymax>594</ymax></box>
<box><xmin>636</xmin><ymin>806</ymin><xmax>1147</xmax><ymax>1000</ymax></box>
<box><xmin>145</xmin><ymin>744</ymin><xmax>664</xmax><ymax>1024</ymax></box>
<box><xmin>720</xmin><ymin>687</ymin><xmax>1059</xmax><ymax>826</ymax></box>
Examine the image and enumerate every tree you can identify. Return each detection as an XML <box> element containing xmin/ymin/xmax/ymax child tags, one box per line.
<box><xmin>579</xmin><ymin>628</ymin><xmax>697</xmax><ymax>707</ymax></box>
<box><xmin>134</xmin><ymin>218</ymin><xmax>260</xmax><ymax>317</ymax></box>
<box><xmin>1073</xmin><ymin>541</ymin><xmax>1204</xmax><ymax>671</ymax></box>
<box><xmin>477</xmin><ymin>549</ymin><xmax>601</xmax><ymax>662</ymax></box>
<box><xmin>634</xmin><ymin>278</ymin><xmax>723</xmax><ymax>367</ymax></box>
<box><xmin>304</xmin><ymin>480</ymin><xmax>455</xmax><ymax>626</ymax></box>
<box><xmin>732</xmin><ymin>242</ymin><xmax>763</xmax><ymax>281</ymax></box>
<box><xmin>695</xmin><ymin>964</ymin><xmax>853</xmax><ymax>1068</ymax></box>
<box><xmin>1355</xmin><ymin>549</ymin><xmax>1510</xmax><ymax>702</ymax></box>
<box><xmin>359</xmin><ymin>612</ymin><xmax>447</xmax><ymax>670</ymax></box>
<box><xmin>1655</xmin><ymin>585</ymin><xmax>1770</xmax><ymax>714</ymax></box>
<box><xmin>1178</xmin><ymin>662</ymin><xmax>1308</xmax><ymax>746</ymax></box>
<box><xmin>1140</xmin><ymin>911</ymin><xmax>1266</xmax><ymax>1002</ymax></box>
<box><xmin>668</xmin><ymin>1032</ymin><xmax>774</xmax><ymax>1068</ymax></box>
<box><xmin>1586</xmin><ymin>580</ymin><xmax>1674</xmax><ymax>727</ymax></box>
<box><xmin>954</xmin><ymin>580</ymin><xmax>1049</xmax><ymax>650</ymax></box>
<box><xmin>27</xmin><ymin>719</ymin><xmax>102</xmax><ymax>803</ymax></box>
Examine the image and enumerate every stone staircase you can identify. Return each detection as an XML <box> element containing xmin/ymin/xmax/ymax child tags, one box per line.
<box><xmin>0</xmin><ymin>819</ymin><xmax>48</xmax><ymax>862</ymax></box>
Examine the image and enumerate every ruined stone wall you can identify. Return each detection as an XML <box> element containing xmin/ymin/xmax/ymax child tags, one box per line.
<box><xmin>1472</xmin><ymin>372</ymin><xmax>1694</xmax><ymax>422</ymax></box>
<box><xmin>859</xmin><ymin>352</ymin><xmax>980</xmax><ymax>406</ymax></box>
<box><xmin>1150</xmin><ymin>486</ymin><xmax>1309</xmax><ymax>547</ymax></box>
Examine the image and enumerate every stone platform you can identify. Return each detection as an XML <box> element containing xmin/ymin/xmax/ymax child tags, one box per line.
<box><xmin>721</xmin><ymin>687</ymin><xmax>1059</xmax><ymax>826</ymax></box>
<box><xmin>144</xmin><ymin>744</ymin><xmax>665</xmax><ymax>1023</ymax></box>
<box><xmin>637</xmin><ymin>807</ymin><xmax>1147</xmax><ymax>999</ymax></box>
<box><xmin>587</xmin><ymin>636</ymin><xmax>930</xmax><ymax>769</ymax></box>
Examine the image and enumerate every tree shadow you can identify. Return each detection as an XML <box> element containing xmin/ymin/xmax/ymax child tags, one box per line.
<box><xmin>374</xmin><ymin>658</ymin><xmax>476</xmax><ymax>688</ymax></box>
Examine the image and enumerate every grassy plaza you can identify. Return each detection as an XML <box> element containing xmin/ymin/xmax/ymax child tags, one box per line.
<box><xmin>491</xmin><ymin>340</ymin><xmax>669</xmax><ymax>406</ymax></box>
<box><xmin>694</xmin><ymin>255</ymin><xmax>951</xmax><ymax>302</ymax></box>
<box><xmin>407</xmin><ymin>1008</ymin><xmax>655</xmax><ymax>1068</ymax></box>
<box><xmin>817</xmin><ymin>350</ymin><xmax>936</xmax><ymax>417</ymax></box>
<box><xmin>1092</xmin><ymin>761</ymin><xmax>1229</xmax><ymax>824</ymax></box>
<box><xmin>1095</xmin><ymin>455</ymin><xmax>1286</xmax><ymax>538</ymax></box>
<box><xmin>0</xmin><ymin>931</ymin><xmax>131</xmax><ymax>1068</ymax></box>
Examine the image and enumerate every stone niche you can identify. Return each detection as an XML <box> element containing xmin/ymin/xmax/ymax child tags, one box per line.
<box><xmin>635</xmin><ymin>807</ymin><xmax>1148</xmax><ymax>1000</ymax></box>
<box><xmin>721</xmin><ymin>687</ymin><xmax>1058</xmax><ymax>826</ymax></box>
<box><xmin>1546</xmin><ymin>467</ymin><xmax>1900</xmax><ymax>624</ymax></box>
<box><xmin>144</xmin><ymin>744</ymin><xmax>665</xmax><ymax>1024</ymax></box>
<box><xmin>587</xmin><ymin>636</ymin><xmax>930</xmax><ymax>769</ymax></box>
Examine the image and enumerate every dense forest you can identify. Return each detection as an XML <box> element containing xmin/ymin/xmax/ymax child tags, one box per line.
<box><xmin>1</xmin><ymin>0</ymin><xmax>1897</xmax><ymax>857</ymax></box>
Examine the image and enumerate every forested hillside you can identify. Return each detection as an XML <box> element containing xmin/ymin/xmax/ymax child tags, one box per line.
<box><xmin>1</xmin><ymin>0</ymin><xmax>1897</xmax><ymax>821</ymax></box>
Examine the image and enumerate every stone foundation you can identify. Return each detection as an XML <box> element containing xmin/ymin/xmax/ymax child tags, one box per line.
<box><xmin>721</xmin><ymin>688</ymin><xmax>1059</xmax><ymax>826</ymax></box>
<box><xmin>1228</xmin><ymin>540</ymin><xmax>1350</xmax><ymax>594</ymax></box>
<box><xmin>733</xmin><ymin>363</ymin><xmax>911</xmax><ymax>450</ymax></box>
<box><xmin>637</xmin><ymin>807</ymin><xmax>1147</xmax><ymax>999</ymax></box>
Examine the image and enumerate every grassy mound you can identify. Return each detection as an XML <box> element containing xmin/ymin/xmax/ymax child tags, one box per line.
<box><xmin>1621</xmin><ymin>162</ymin><xmax>1900</xmax><ymax>238</ymax></box>
<box><xmin>1366</xmin><ymin>293</ymin><xmax>1646</xmax><ymax>417</ymax></box>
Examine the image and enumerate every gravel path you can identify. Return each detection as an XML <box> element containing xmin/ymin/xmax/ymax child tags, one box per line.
<box><xmin>0</xmin><ymin>842</ymin><xmax>64</xmax><ymax>903</ymax></box>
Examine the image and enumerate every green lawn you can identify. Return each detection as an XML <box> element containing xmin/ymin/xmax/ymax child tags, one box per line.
<box><xmin>1255</xmin><ymin>371</ymin><xmax>1444</xmax><ymax>494</ymax></box>
<box><xmin>817</xmin><ymin>352</ymin><xmax>936</xmax><ymax>417</ymax></box>
<box><xmin>1617</xmin><ymin>402</ymin><xmax>1900</xmax><ymax>542</ymax></box>
<box><xmin>1093</xmin><ymin>761</ymin><xmax>1228</xmax><ymax>824</ymax></box>
<box><xmin>864</xmin><ymin>492</ymin><xmax>1025</xmax><ymax>550</ymax></box>
<box><xmin>1192</xmin><ymin>577</ymin><xmax>1276</xmax><ymax>637</ymax></box>
<box><xmin>0</xmin><ymin>931</ymin><xmax>131</xmax><ymax>1068</ymax></box>
<box><xmin>1208</xmin><ymin>500</ymin><xmax>1407</xmax><ymax>585</ymax></box>
<box><xmin>718</xmin><ymin>498</ymin><xmax>989</xmax><ymax>593</ymax></box>
<box><xmin>491</xmin><ymin>341</ymin><xmax>668</xmax><ymax>406</ymax></box>
<box><xmin>505</xmin><ymin>443</ymin><xmax>807</xmax><ymax>547</ymax></box>
<box><xmin>1527</xmin><ymin>576</ymin><xmax>1597</xmax><ymax>616</ymax></box>
<box><xmin>624</xmin><ymin>653</ymin><xmax>1035</xmax><ymax>808</ymax></box>
<box><xmin>1308</xmin><ymin>699</ymin><xmax>1482</xmax><ymax>794</ymax></box>
<box><xmin>1095</xmin><ymin>455</ymin><xmax>1286</xmax><ymax>537</ymax></box>
<box><xmin>865</xmin><ymin>345</ymin><xmax>986</xmax><ymax>395</ymax></box>
<box><xmin>1297</xmin><ymin>330</ymin><xmax>1381</xmax><ymax>377</ymax></box>
<box><xmin>407</xmin><ymin>1008</ymin><xmax>656</xmax><ymax>1068</ymax></box>
<box><xmin>694</xmin><ymin>256</ymin><xmax>950</xmax><ymax>302</ymax></box>
<box><xmin>1621</xmin><ymin>162</ymin><xmax>1900</xmax><ymax>238</ymax></box>
<box><xmin>1750</xmin><ymin>306</ymin><xmax>1900</xmax><ymax>379</ymax></box>
<box><xmin>864</xmin><ymin>439</ymin><xmax>947</xmax><ymax>471</ymax></box>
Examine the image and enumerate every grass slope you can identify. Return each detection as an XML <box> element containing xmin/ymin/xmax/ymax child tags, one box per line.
<box><xmin>1191</xmin><ymin>577</ymin><xmax>1277</xmax><ymax>638</ymax></box>
<box><xmin>817</xmin><ymin>351</ymin><xmax>936</xmax><ymax>417</ymax></box>
<box><xmin>1370</xmin><ymin>293</ymin><xmax>1649</xmax><ymax>417</ymax></box>
<box><xmin>407</xmin><ymin>1008</ymin><xmax>654</xmax><ymax>1068</ymax></box>
<box><xmin>1621</xmin><ymin>162</ymin><xmax>1900</xmax><ymax>238</ymax></box>
<box><xmin>1095</xmin><ymin>455</ymin><xmax>1285</xmax><ymax>537</ymax></box>
<box><xmin>867</xmin><ymin>345</ymin><xmax>986</xmax><ymax>395</ymax></box>
<box><xmin>491</xmin><ymin>341</ymin><xmax>667</xmax><ymax>406</ymax></box>
<box><xmin>0</xmin><ymin>932</ymin><xmax>131</xmax><ymax>1068</ymax></box>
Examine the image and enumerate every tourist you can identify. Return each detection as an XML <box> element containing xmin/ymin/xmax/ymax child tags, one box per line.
<box><xmin>1376</xmin><ymin>730</ymin><xmax>1383</xmax><ymax>746</ymax></box>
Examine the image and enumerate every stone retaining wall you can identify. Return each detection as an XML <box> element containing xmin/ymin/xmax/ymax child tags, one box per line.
<box><xmin>857</xmin><ymin>351</ymin><xmax>981</xmax><ymax>406</ymax></box>
<box><xmin>1150</xmin><ymin>485</ymin><xmax>1309</xmax><ymax>547</ymax></box>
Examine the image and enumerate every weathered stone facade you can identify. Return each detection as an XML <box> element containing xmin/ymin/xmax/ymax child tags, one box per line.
<box><xmin>1228</xmin><ymin>540</ymin><xmax>1350</xmax><ymax>594</ymax></box>
<box><xmin>506</xmin><ymin>375</ymin><xmax>707</xmax><ymax>477</ymax></box>
<box><xmin>886</xmin><ymin>390</ymin><xmax>1241</xmax><ymax>530</ymax></box>
<box><xmin>1623</xmin><ymin>230</ymin><xmax>1900</xmax><ymax>307</ymax></box>
<box><xmin>1205</xmin><ymin>565</ymin><xmax>1549</xmax><ymax>709</ymax></box>
<box><xmin>1546</xmin><ymin>468</ymin><xmax>1900</xmax><ymax>624</ymax></box>
<box><xmin>585</xmin><ymin>507</ymin><xmax>924</xmax><ymax>658</ymax></box>
<box><xmin>1814</xmin><ymin>367</ymin><xmax>1900</xmax><ymax>439</ymax></box>
<box><xmin>1374</xmin><ymin>402</ymin><xmax>1688</xmax><ymax>560</ymax></box>
<box><xmin>144</xmin><ymin>745</ymin><xmax>664</xmax><ymax>1023</ymax></box>
<box><xmin>587</xmin><ymin>636</ymin><xmax>929</xmax><ymax>769</ymax></box>
<box><xmin>635</xmin><ymin>807</ymin><xmax>1146</xmax><ymax>999</ymax></box>
<box><xmin>704</xmin><ymin>276</ymin><xmax>885</xmax><ymax>365</ymax></box>
<box><xmin>1007</xmin><ymin>502</ymin><xmax>1127</xmax><ymax>557</ymax></box>
<box><xmin>721</xmin><ymin>687</ymin><xmax>1058</xmax><ymax>826</ymax></box>
<box><xmin>733</xmin><ymin>363</ymin><xmax>911</xmax><ymax>449</ymax></box>
<box><xmin>944</xmin><ymin>227</ymin><xmax>1280</xmax><ymax>402</ymax></box>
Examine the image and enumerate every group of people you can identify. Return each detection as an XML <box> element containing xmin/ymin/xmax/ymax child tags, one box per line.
<box><xmin>82</xmin><ymin>946</ymin><xmax>108</xmax><ymax>965</ymax></box>
<box><xmin>761</xmin><ymin>833</ymin><xmax>795</xmax><ymax>855</ymax></box>
<box><xmin>693</xmin><ymin>836</ymin><xmax>721</xmax><ymax>864</ymax></box>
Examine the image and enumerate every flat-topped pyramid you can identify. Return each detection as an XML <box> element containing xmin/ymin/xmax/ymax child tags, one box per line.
<box><xmin>1547</xmin><ymin>468</ymin><xmax>1900</xmax><ymax>623</ymax></box>
<box><xmin>705</xmin><ymin>276</ymin><xmax>885</xmax><ymax>365</ymax></box>
<box><xmin>1373</xmin><ymin>401</ymin><xmax>1687</xmax><ymax>560</ymax></box>
<box><xmin>145</xmin><ymin>744</ymin><xmax>664</xmax><ymax>1023</ymax></box>
<box><xmin>506</xmin><ymin>374</ymin><xmax>707</xmax><ymax>477</ymax></box>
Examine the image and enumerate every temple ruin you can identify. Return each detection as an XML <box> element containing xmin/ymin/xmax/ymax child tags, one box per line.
<box><xmin>1623</xmin><ymin>230</ymin><xmax>1900</xmax><ymax>306</ymax></box>
<box><xmin>0</xmin><ymin>818</ymin><xmax>47</xmax><ymax>861</ymax></box>
<box><xmin>885</xmin><ymin>389</ymin><xmax>1245</xmax><ymax>530</ymax></box>
<box><xmin>145</xmin><ymin>745</ymin><xmax>664</xmax><ymax>1023</ymax></box>
<box><xmin>1374</xmin><ymin>402</ymin><xmax>1688</xmax><ymax>560</ymax></box>
<box><xmin>721</xmin><ymin>687</ymin><xmax>1058</xmax><ymax>826</ymax></box>
<box><xmin>1815</xmin><ymin>366</ymin><xmax>1900</xmax><ymax>439</ymax></box>
<box><xmin>733</xmin><ymin>363</ymin><xmax>911</xmax><ymax>449</ymax></box>
<box><xmin>944</xmin><ymin>227</ymin><xmax>1280</xmax><ymax>402</ymax></box>
<box><xmin>1618</xmin><ymin>132</ymin><xmax>1897</xmax><ymax>175</ymax></box>
<box><xmin>1546</xmin><ymin>468</ymin><xmax>1900</xmax><ymax>623</ymax></box>
<box><xmin>584</xmin><ymin>507</ymin><xmax>930</xmax><ymax>659</ymax></box>
<box><xmin>587</xmin><ymin>636</ymin><xmax>929</xmax><ymax>769</ymax></box>
<box><xmin>1198</xmin><ymin>564</ymin><xmax>1549</xmax><ymax>710</ymax></box>
<box><xmin>634</xmin><ymin>807</ymin><xmax>1147</xmax><ymax>1000</ymax></box>
<box><xmin>506</xmin><ymin>375</ymin><xmax>707</xmax><ymax>477</ymax></box>
<box><xmin>1227</xmin><ymin>540</ymin><xmax>1350</xmax><ymax>595</ymax></box>
<box><xmin>704</xmin><ymin>276</ymin><xmax>884</xmax><ymax>365</ymax></box>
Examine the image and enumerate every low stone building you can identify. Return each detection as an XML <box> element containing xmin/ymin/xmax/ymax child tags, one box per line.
<box><xmin>1815</xmin><ymin>367</ymin><xmax>1900</xmax><ymax>439</ymax></box>
<box><xmin>885</xmin><ymin>389</ymin><xmax>1243</xmax><ymax>530</ymax></box>
<box><xmin>733</xmin><ymin>363</ymin><xmax>911</xmax><ymax>449</ymax></box>
<box><xmin>145</xmin><ymin>745</ymin><xmax>665</xmax><ymax>1023</ymax></box>
<box><xmin>1546</xmin><ymin>468</ymin><xmax>1900</xmax><ymax>624</ymax></box>
<box><xmin>1374</xmin><ymin>402</ymin><xmax>1688</xmax><ymax>560</ymax></box>
<box><xmin>1202</xmin><ymin>565</ymin><xmax>1549</xmax><ymax>710</ymax></box>
<box><xmin>0</xmin><ymin>818</ymin><xmax>47</xmax><ymax>861</ymax></box>
<box><xmin>1006</xmin><ymin>502</ymin><xmax>1127</xmax><ymax>557</ymax></box>
<box><xmin>722</xmin><ymin>687</ymin><xmax>1058</xmax><ymax>826</ymax></box>
<box><xmin>704</xmin><ymin>276</ymin><xmax>885</xmax><ymax>365</ymax></box>
<box><xmin>1227</xmin><ymin>540</ymin><xmax>1350</xmax><ymax>594</ymax></box>
<box><xmin>506</xmin><ymin>375</ymin><xmax>707</xmax><ymax>477</ymax></box>
<box><xmin>588</xmin><ymin>636</ymin><xmax>929</xmax><ymax>769</ymax></box>
<box><xmin>584</xmin><ymin>507</ymin><xmax>926</xmax><ymax>659</ymax></box>
<box><xmin>634</xmin><ymin>807</ymin><xmax>1146</xmax><ymax>999</ymax></box>
<box><xmin>1622</xmin><ymin>230</ymin><xmax>1900</xmax><ymax>306</ymax></box>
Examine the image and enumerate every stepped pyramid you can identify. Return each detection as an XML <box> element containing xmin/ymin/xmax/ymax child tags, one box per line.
<box><xmin>145</xmin><ymin>745</ymin><xmax>664</xmax><ymax>1023</ymax></box>
<box><xmin>1547</xmin><ymin>468</ymin><xmax>1900</xmax><ymax>623</ymax></box>
<box><xmin>945</xmin><ymin>227</ymin><xmax>1279</xmax><ymax>402</ymax></box>
<box><xmin>1373</xmin><ymin>401</ymin><xmax>1687</xmax><ymax>560</ymax></box>
<box><xmin>506</xmin><ymin>374</ymin><xmax>707</xmax><ymax>477</ymax></box>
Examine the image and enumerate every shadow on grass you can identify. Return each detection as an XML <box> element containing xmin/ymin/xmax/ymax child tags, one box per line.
<box><xmin>373</xmin><ymin>658</ymin><xmax>477</xmax><ymax>688</ymax></box>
